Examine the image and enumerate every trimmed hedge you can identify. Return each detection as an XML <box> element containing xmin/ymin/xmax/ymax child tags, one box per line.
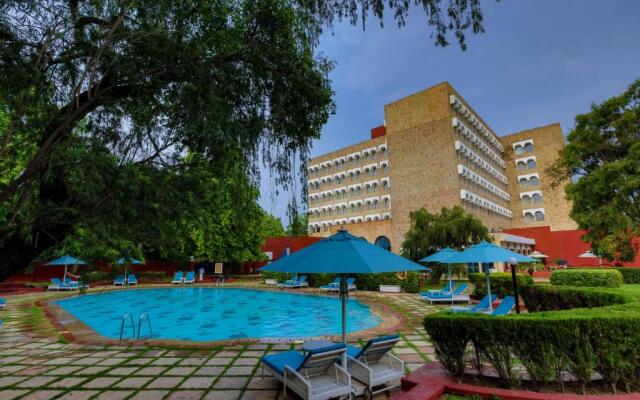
<box><xmin>468</xmin><ymin>273</ymin><xmax>533</xmax><ymax>298</ymax></box>
<box><xmin>613</xmin><ymin>268</ymin><xmax>640</xmax><ymax>284</ymax></box>
<box><xmin>424</xmin><ymin>285</ymin><xmax>640</xmax><ymax>393</ymax></box>
<box><xmin>550</xmin><ymin>269</ymin><xmax>623</xmax><ymax>288</ymax></box>
<box><xmin>261</xmin><ymin>271</ymin><xmax>422</xmax><ymax>293</ymax></box>
<box><xmin>520</xmin><ymin>285</ymin><xmax>627</xmax><ymax>312</ymax></box>
<box><xmin>135</xmin><ymin>271</ymin><xmax>166</xmax><ymax>282</ymax></box>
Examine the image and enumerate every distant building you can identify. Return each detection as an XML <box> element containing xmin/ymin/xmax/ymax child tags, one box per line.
<box><xmin>306</xmin><ymin>82</ymin><xmax>575</xmax><ymax>253</ymax></box>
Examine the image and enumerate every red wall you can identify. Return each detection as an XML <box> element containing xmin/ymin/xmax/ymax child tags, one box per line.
<box><xmin>263</xmin><ymin>236</ymin><xmax>322</xmax><ymax>261</ymax></box>
<box><xmin>503</xmin><ymin>226</ymin><xmax>640</xmax><ymax>267</ymax></box>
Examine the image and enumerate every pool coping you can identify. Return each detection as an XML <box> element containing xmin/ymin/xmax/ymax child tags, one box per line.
<box><xmin>42</xmin><ymin>284</ymin><xmax>407</xmax><ymax>347</ymax></box>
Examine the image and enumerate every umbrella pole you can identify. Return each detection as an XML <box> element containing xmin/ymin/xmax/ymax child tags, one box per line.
<box><xmin>63</xmin><ymin>265</ymin><xmax>67</xmax><ymax>282</ymax></box>
<box><xmin>448</xmin><ymin>265</ymin><xmax>453</xmax><ymax>305</ymax></box>
<box><xmin>485</xmin><ymin>264</ymin><xmax>493</xmax><ymax>313</ymax></box>
<box><xmin>340</xmin><ymin>274</ymin><xmax>348</xmax><ymax>367</ymax></box>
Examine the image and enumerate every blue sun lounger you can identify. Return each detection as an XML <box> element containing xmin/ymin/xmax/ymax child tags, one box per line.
<box><xmin>127</xmin><ymin>274</ymin><xmax>138</xmax><ymax>285</ymax></box>
<box><xmin>184</xmin><ymin>271</ymin><xmax>195</xmax><ymax>284</ymax></box>
<box><xmin>278</xmin><ymin>275</ymin><xmax>308</xmax><ymax>289</ymax></box>
<box><xmin>491</xmin><ymin>296</ymin><xmax>516</xmax><ymax>316</ymax></box>
<box><xmin>114</xmin><ymin>275</ymin><xmax>125</xmax><ymax>286</ymax></box>
<box><xmin>346</xmin><ymin>335</ymin><xmax>404</xmax><ymax>398</ymax></box>
<box><xmin>47</xmin><ymin>278</ymin><xmax>77</xmax><ymax>291</ymax></box>
<box><xmin>425</xmin><ymin>281</ymin><xmax>455</xmax><ymax>296</ymax></box>
<box><xmin>420</xmin><ymin>283</ymin><xmax>469</xmax><ymax>304</ymax></box>
<box><xmin>0</xmin><ymin>298</ymin><xmax>6</xmax><ymax>310</ymax></box>
<box><xmin>171</xmin><ymin>271</ymin><xmax>183</xmax><ymax>284</ymax></box>
<box><xmin>449</xmin><ymin>294</ymin><xmax>498</xmax><ymax>313</ymax></box>
<box><xmin>319</xmin><ymin>277</ymin><xmax>340</xmax><ymax>291</ymax></box>
<box><xmin>261</xmin><ymin>344</ymin><xmax>351</xmax><ymax>400</ymax></box>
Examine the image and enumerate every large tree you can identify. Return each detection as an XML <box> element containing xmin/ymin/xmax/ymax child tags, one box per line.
<box><xmin>0</xmin><ymin>0</ymin><xmax>489</xmax><ymax>278</ymax></box>
<box><xmin>401</xmin><ymin>206</ymin><xmax>491</xmax><ymax>280</ymax></box>
<box><xmin>551</xmin><ymin>80</ymin><xmax>640</xmax><ymax>262</ymax></box>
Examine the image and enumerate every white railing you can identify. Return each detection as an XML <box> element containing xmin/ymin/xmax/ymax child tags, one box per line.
<box><xmin>460</xmin><ymin>189</ymin><xmax>513</xmax><ymax>218</ymax></box>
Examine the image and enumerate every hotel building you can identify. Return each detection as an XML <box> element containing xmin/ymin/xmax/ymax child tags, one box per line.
<box><xmin>306</xmin><ymin>82</ymin><xmax>576</xmax><ymax>253</ymax></box>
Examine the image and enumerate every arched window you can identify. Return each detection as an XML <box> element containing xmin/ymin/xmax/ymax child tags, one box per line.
<box><xmin>519</xmin><ymin>178</ymin><xmax>529</xmax><ymax>189</ymax></box>
<box><xmin>521</xmin><ymin>195</ymin><xmax>532</xmax><ymax>206</ymax></box>
<box><xmin>527</xmin><ymin>159</ymin><xmax>537</xmax><ymax>169</ymax></box>
<box><xmin>514</xmin><ymin>145</ymin><xmax>524</xmax><ymax>155</ymax></box>
<box><xmin>517</xmin><ymin>161</ymin><xmax>526</xmax><ymax>171</ymax></box>
<box><xmin>529</xmin><ymin>176</ymin><xmax>540</xmax><ymax>187</ymax></box>
<box><xmin>524</xmin><ymin>212</ymin><xmax>534</xmax><ymax>223</ymax></box>
<box><xmin>375</xmin><ymin>236</ymin><xmax>391</xmax><ymax>251</ymax></box>
<box><xmin>383</xmin><ymin>198</ymin><xmax>390</xmax><ymax>208</ymax></box>
<box><xmin>532</xmin><ymin>193</ymin><xmax>543</xmax><ymax>204</ymax></box>
<box><xmin>382</xmin><ymin>181</ymin><xmax>389</xmax><ymax>191</ymax></box>
<box><xmin>525</xmin><ymin>142</ymin><xmax>534</xmax><ymax>152</ymax></box>
<box><xmin>535</xmin><ymin>211</ymin><xmax>545</xmax><ymax>221</ymax></box>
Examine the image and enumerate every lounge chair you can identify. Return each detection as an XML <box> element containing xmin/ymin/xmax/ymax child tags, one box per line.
<box><xmin>0</xmin><ymin>298</ymin><xmax>5</xmax><ymax>310</ymax></box>
<box><xmin>277</xmin><ymin>276</ymin><xmax>298</xmax><ymax>288</ymax></box>
<box><xmin>319</xmin><ymin>277</ymin><xmax>340</xmax><ymax>291</ymax></box>
<box><xmin>346</xmin><ymin>335</ymin><xmax>404</xmax><ymax>398</ymax></box>
<box><xmin>171</xmin><ymin>271</ymin><xmax>184</xmax><ymax>284</ymax></box>
<box><xmin>420</xmin><ymin>283</ymin><xmax>470</xmax><ymax>304</ymax></box>
<box><xmin>113</xmin><ymin>275</ymin><xmax>125</xmax><ymax>286</ymax></box>
<box><xmin>279</xmin><ymin>275</ymin><xmax>308</xmax><ymax>289</ymax></box>
<box><xmin>491</xmin><ymin>296</ymin><xmax>516</xmax><ymax>316</ymax></box>
<box><xmin>127</xmin><ymin>274</ymin><xmax>138</xmax><ymax>285</ymax></box>
<box><xmin>425</xmin><ymin>281</ymin><xmax>455</xmax><ymax>295</ymax></box>
<box><xmin>449</xmin><ymin>294</ymin><xmax>498</xmax><ymax>313</ymax></box>
<box><xmin>261</xmin><ymin>344</ymin><xmax>351</xmax><ymax>400</ymax></box>
<box><xmin>47</xmin><ymin>278</ymin><xmax>77</xmax><ymax>291</ymax></box>
<box><xmin>184</xmin><ymin>271</ymin><xmax>195</xmax><ymax>284</ymax></box>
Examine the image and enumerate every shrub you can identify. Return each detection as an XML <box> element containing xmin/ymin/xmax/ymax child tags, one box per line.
<box><xmin>550</xmin><ymin>269</ymin><xmax>623</xmax><ymax>288</ymax></box>
<box><xmin>468</xmin><ymin>273</ymin><xmax>533</xmax><ymax>298</ymax></box>
<box><xmin>83</xmin><ymin>270</ymin><xmax>110</xmax><ymax>283</ymax></box>
<box><xmin>260</xmin><ymin>271</ymin><xmax>291</xmax><ymax>283</ymax></box>
<box><xmin>424</xmin><ymin>286</ymin><xmax>640</xmax><ymax>393</ymax></box>
<box><xmin>135</xmin><ymin>271</ymin><xmax>166</xmax><ymax>282</ymax></box>
<box><xmin>520</xmin><ymin>285</ymin><xmax>627</xmax><ymax>312</ymax></box>
<box><xmin>613</xmin><ymin>267</ymin><xmax>640</xmax><ymax>284</ymax></box>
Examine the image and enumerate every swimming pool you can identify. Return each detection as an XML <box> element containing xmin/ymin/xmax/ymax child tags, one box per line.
<box><xmin>55</xmin><ymin>288</ymin><xmax>382</xmax><ymax>341</ymax></box>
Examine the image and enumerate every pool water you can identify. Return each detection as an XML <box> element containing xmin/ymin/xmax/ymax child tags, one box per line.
<box><xmin>55</xmin><ymin>288</ymin><xmax>382</xmax><ymax>341</ymax></box>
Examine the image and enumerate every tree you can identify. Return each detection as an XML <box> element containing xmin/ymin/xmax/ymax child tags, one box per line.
<box><xmin>401</xmin><ymin>206</ymin><xmax>491</xmax><ymax>281</ymax></box>
<box><xmin>551</xmin><ymin>80</ymin><xmax>640</xmax><ymax>262</ymax></box>
<box><xmin>285</xmin><ymin>204</ymin><xmax>309</xmax><ymax>236</ymax></box>
<box><xmin>259</xmin><ymin>213</ymin><xmax>286</xmax><ymax>239</ymax></box>
<box><xmin>0</xmin><ymin>0</ymin><xmax>490</xmax><ymax>278</ymax></box>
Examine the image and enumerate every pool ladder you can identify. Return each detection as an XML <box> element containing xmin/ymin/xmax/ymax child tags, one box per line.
<box><xmin>118</xmin><ymin>312</ymin><xmax>153</xmax><ymax>341</ymax></box>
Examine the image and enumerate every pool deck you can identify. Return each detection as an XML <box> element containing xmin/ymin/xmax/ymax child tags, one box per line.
<box><xmin>0</xmin><ymin>282</ymin><xmax>443</xmax><ymax>399</ymax></box>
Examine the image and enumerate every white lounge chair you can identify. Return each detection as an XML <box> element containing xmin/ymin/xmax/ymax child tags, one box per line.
<box><xmin>419</xmin><ymin>283</ymin><xmax>470</xmax><ymax>304</ymax></box>
<box><xmin>261</xmin><ymin>344</ymin><xmax>351</xmax><ymax>400</ymax></box>
<box><xmin>347</xmin><ymin>335</ymin><xmax>404</xmax><ymax>398</ymax></box>
<box><xmin>184</xmin><ymin>271</ymin><xmax>195</xmax><ymax>284</ymax></box>
<box><xmin>171</xmin><ymin>271</ymin><xmax>183</xmax><ymax>284</ymax></box>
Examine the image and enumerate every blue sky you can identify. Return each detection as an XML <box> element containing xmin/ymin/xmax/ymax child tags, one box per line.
<box><xmin>259</xmin><ymin>0</ymin><xmax>640</xmax><ymax>223</ymax></box>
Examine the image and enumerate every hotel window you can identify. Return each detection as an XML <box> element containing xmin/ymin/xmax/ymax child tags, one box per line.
<box><xmin>532</xmin><ymin>193</ymin><xmax>542</xmax><ymax>204</ymax></box>
<box><xmin>383</xmin><ymin>198</ymin><xmax>390</xmax><ymax>208</ymax></box>
<box><xmin>383</xmin><ymin>164</ymin><xmax>389</xmax><ymax>174</ymax></box>
<box><xmin>350</xmin><ymin>204</ymin><xmax>356</xmax><ymax>213</ymax></box>
<box><xmin>519</xmin><ymin>178</ymin><xmax>529</xmax><ymax>189</ymax></box>
<box><xmin>529</xmin><ymin>176</ymin><xmax>540</xmax><ymax>187</ymax></box>
<box><xmin>521</xmin><ymin>195</ymin><xmax>532</xmax><ymax>206</ymax></box>
<box><xmin>517</xmin><ymin>161</ymin><xmax>527</xmax><ymax>171</ymax></box>
<box><xmin>525</xmin><ymin>142</ymin><xmax>534</xmax><ymax>152</ymax></box>
<box><xmin>535</xmin><ymin>211</ymin><xmax>545</xmax><ymax>221</ymax></box>
<box><xmin>524</xmin><ymin>212</ymin><xmax>534</xmax><ymax>223</ymax></box>
<box><xmin>382</xmin><ymin>181</ymin><xmax>389</xmax><ymax>191</ymax></box>
<box><xmin>515</xmin><ymin>145</ymin><xmax>525</xmax><ymax>155</ymax></box>
<box><xmin>381</xmin><ymin>148</ymin><xmax>387</xmax><ymax>157</ymax></box>
<box><xmin>527</xmin><ymin>159</ymin><xmax>537</xmax><ymax>169</ymax></box>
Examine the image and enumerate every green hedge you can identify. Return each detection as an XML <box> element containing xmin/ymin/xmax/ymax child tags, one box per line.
<box><xmin>468</xmin><ymin>273</ymin><xmax>533</xmax><ymax>298</ymax></box>
<box><xmin>261</xmin><ymin>271</ymin><xmax>421</xmax><ymax>293</ymax></box>
<box><xmin>613</xmin><ymin>268</ymin><xmax>640</xmax><ymax>284</ymax></box>
<box><xmin>135</xmin><ymin>271</ymin><xmax>166</xmax><ymax>282</ymax></box>
<box><xmin>424</xmin><ymin>286</ymin><xmax>640</xmax><ymax>393</ymax></box>
<box><xmin>550</xmin><ymin>269</ymin><xmax>623</xmax><ymax>288</ymax></box>
<box><xmin>520</xmin><ymin>285</ymin><xmax>627</xmax><ymax>312</ymax></box>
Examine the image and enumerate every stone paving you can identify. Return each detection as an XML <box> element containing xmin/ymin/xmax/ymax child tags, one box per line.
<box><xmin>0</xmin><ymin>286</ymin><xmax>445</xmax><ymax>399</ymax></box>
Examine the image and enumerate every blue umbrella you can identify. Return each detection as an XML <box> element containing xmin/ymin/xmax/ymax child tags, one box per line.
<box><xmin>261</xmin><ymin>230</ymin><xmax>428</xmax><ymax>343</ymax></box>
<box><xmin>115</xmin><ymin>257</ymin><xmax>143</xmax><ymax>283</ymax></box>
<box><xmin>445</xmin><ymin>242</ymin><xmax>536</xmax><ymax>312</ymax></box>
<box><xmin>46</xmin><ymin>255</ymin><xmax>87</xmax><ymax>282</ymax></box>
<box><xmin>420</xmin><ymin>248</ymin><xmax>461</xmax><ymax>293</ymax></box>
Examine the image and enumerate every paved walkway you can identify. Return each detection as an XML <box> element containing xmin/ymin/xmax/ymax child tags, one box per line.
<box><xmin>0</xmin><ymin>287</ymin><xmax>443</xmax><ymax>399</ymax></box>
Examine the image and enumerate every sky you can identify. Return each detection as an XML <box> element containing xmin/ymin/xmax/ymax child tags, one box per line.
<box><xmin>259</xmin><ymin>0</ymin><xmax>640</xmax><ymax>223</ymax></box>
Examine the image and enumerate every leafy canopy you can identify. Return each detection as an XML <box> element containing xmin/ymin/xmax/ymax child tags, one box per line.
<box><xmin>551</xmin><ymin>80</ymin><xmax>640</xmax><ymax>262</ymax></box>
<box><xmin>0</xmin><ymin>0</ymin><xmax>490</xmax><ymax>277</ymax></box>
<box><xmin>401</xmin><ymin>206</ymin><xmax>490</xmax><ymax>281</ymax></box>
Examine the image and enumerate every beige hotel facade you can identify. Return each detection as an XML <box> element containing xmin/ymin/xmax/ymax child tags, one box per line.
<box><xmin>306</xmin><ymin>82</ymin><xmax>576</xmax><ymax>252</ymax></box>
